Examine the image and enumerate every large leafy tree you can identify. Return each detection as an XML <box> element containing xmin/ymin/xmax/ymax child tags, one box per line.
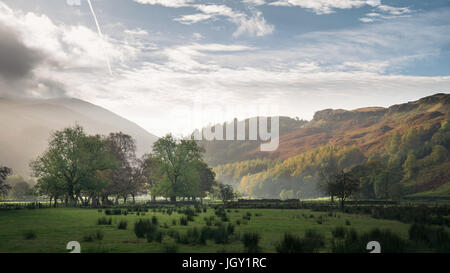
<box><xmin>325</xmin><ymin>170</ymin><xmax>359</xmax><ymax>209</ymax></box>
<box><xmin>152</xmin><ymin>134</ymin><xmax>204</xmax><ymax>202</ymax></box>
<box><xmin>140</xmin><ymin>154</ymin><xmax>162</xmax><ymax>201</ymax></box>
<box><xmin>104</xmin><ymin>132</ymin><xmax>139</xmax><ymax>204</ymax></box>
<box><xmin>0</xmin><ymin>166</ymin><xmax>12</xmax><ymax>198</ymax></box>
<box><xmin>31</xmin><ymin>125</ymin><xmax>115</xmax><ymax>206</ymax></box>
<box><xmin>195</xmin><ymin>161</ymin><xmax>216</xmax><ymax>201</ymax></box>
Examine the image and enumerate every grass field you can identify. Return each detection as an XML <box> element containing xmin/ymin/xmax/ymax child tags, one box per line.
<box><xmin>0</xmin><ymin>208</ymin><xmax>412</xmax><ymax>253</ymax></box>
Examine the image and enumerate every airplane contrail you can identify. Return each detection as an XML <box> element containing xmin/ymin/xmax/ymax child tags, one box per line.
<box><xmin>86</xmin><ymin>0</ymin><xmax>113</xmax><ymax>76</ymax></box>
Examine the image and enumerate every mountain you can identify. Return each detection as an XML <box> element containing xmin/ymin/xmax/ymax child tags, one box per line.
<box><xmin>0</xmin><ymin>97</ymin><xmax>158</xmax><ymax>176</ymax></box>
<box><xmin>200</xmin><ymin>93</ymin><xmax>450</xmax><ymax>199</ymax></box>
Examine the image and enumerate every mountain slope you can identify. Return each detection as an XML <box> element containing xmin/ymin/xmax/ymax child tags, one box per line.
<box><xmin>0</xmin><ymin>97</ymin><xmax>158</xmax><ymax>176</ymax></box>
<box><xmin>203</xmin><ymin>93</ymin><xmax>450</xmax><ymax>199</ymax></box>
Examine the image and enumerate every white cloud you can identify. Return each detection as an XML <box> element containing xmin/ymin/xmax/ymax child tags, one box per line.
<box><xmin>175</xmin><ymin>4</ymin><xmax>274</xmax><ymax>37</ymax></box>
<box><xmin>269</xmin><ymin>0</ymin><xmax>367</xmax><ymax>14</ymax></box>
<box><xmin>242</xmin><ymin>0</ymin><xmax>266</xmax><ymax>6</ymax></box>
<box><xmin>133</xmin><ymin>0</ymin><xmax>194</xmax><ymax>8</ymax></box>
<box><xmin>124</xmin><ymin>28</ymin><xmax>149</xmax><ymax>35</ymax></box>
<box><xmin>174</xmin><ymin>13</ymin><xmax>213</xmax><ymax>24</ymax></box>
<box><xmin>377</xmin><ymin>5</ymin><xmax>413</xmax><ymax>15</ymax></box>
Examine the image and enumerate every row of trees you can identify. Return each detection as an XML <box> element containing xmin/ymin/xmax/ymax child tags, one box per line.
<box><xmin>27</xmin><ymin>125</ymin><xmax>223</xmax><ymax>206</ymax></box>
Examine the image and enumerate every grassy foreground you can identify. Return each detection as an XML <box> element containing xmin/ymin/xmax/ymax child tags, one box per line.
<box><xmin>0</xmin><ymin>207</ymin><xmax>412</xmax><ymax>253</ymax></box>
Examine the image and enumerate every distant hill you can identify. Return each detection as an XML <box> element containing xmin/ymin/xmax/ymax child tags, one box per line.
<box><xmin>0</xmin><ymin>97</ymin><xmax>158</xmax><ymax>176</ymax></box>
<box><xmin>199</xmin><ymin>93</ymin><xmax>450</xmax><ymax>199</ymax></box>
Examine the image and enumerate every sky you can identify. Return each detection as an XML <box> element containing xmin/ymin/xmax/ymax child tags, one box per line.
<box><xmin>0</xmin><ymin>0</ymin><xmax>449</xmax><ymax>137</ymax></box>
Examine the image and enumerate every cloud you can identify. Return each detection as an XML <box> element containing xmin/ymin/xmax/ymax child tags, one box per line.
<box><xmin>174</xmin><ymin>13</ymin><xmax>213</xmax><ymax>24</ymax></box>
<box><xmin>174</xmin><ymin>4</ymin><xmax>274</xmax><ymax>37</ymax></box>
<box><xmin>242</xmin><ymin>0</ymin><xmax>266</xmax><ymax>6</ymax></box>
<box><xmin>124</xmin><ymin>28</ymin><xmax>149</xmax><ymax>36</ymax></box>
<box><xmin>0</xmin><ymin>1</ymin><xmax>448</xmax><ymax>137</ymax></box>
<box><xmin>359</xmin><ymin>3</ymin><xmax>415</xmax><ymax>23</ymax></box>
<box><xmin>133</xmin><ymin>0</ymin><xmax>194</xmax><ymax>8</ymax></box>
<box><xmin>0</xmin><ymin>2</ymin><xmax>138</xmax><ymax>98</ymax></box>
<box><xmin>0</xmin><ymin>24</ymin><xmax>44</xmax><ymax>80</ymax></box>
<box><xmin>269</xmin><ymin>0</ymin><xmax>367</xmax><ymax>14</ymax></box>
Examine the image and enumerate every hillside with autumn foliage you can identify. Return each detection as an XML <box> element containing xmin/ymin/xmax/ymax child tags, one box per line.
<box><xmin>202</xmin><ymin>93</ymin><xmax>450</xmax><ymax>199</ymax></box>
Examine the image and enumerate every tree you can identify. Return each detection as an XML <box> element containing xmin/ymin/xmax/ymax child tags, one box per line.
<box><xmin>31</xmin><ymin>125</ymin><xmax>115</xmax><ymax>206</ymax></box>
<box><xmin>11</xmin><ymin>181</ymin><xmax>31</xmax><ymax>199</ymax></box>
<box><xmin>195</xmin><ymin>161</ymin><xmax>216</xmax><ymax>202</ymax></box>
<box><xmin>373</xmin><ymin>169</ymin><xmax>403</xmax><ymax>199</ymax></box>
<box><xmin>215</xmin><ymin>182</ymin><xmax>235</xmax><ymax>202</ymax></box>
<box><xmin>402</xmin><ymin>153</ymin><xmax>418</xmax><ymax>179</ymax></box>
<box><xmin>104</xmin><ymin>132</ymin><xmax>139</xmax><ymax>204</ymax></box>
<box><xmin>140</xmin><ymin>154</ymin><xmax>162</xmax><ymax>201</ymax></box>
<box><xmin>280</xmin><ymin>189</ymin><xmax>295</xmax><ymax>200</ymax></box>
<box><xmin>152</xmin><ymin>134</ymin><xmax>204</xmax><ymax>202</ymax></box>
<box><xmin>0</xmin><ymin>166</ymin><xmax>12</xmax><ymax>198</ymax></box>
<box><xmin>331</xmin><ymin>170</ymin><xmax>359</xmax><ymax>209</ymax></box>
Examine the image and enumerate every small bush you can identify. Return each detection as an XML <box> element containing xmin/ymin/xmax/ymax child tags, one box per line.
<box><xmin>97</xmin><ymin>217</ymin><xmax>112</xmax><ymax>225</ymax></box>
<box><xmin>152</xmin><ymin>216</ymin><xmax>158</xmax><ymax>225</ymax></box>
<box><xmin>134</xmin><ymin>219</ymin><xmax>156</xmax><ymax>238</ymax></box>
<box><xmin>213</xmin><ymin>226</ymin><xmax>229</xmax><ymax>244</ymax></box>
<box><xmin>241</xmin><ymin>232</ymin><xmax>261</xmax><ymax>253</ymax></box>
<box><xmin>23</xmin><ymin>230</ymin><xmax>37</xmax><ymax>240</ymax></box>
<box><xmin>83</xmin><ymin>230</ymin><xmax>104</xmax><ymax>242</ymax></box>
<box><xmin>302</xmin><ymin>230</ymin><xmax>325</xmax><ymax>252</ymax></box>
<box><xmin>331</xmin><ymin>227</ymin><xmax>346</xmax><ymax>239</ymax></box>
<box><xmin>345</xmin><ymin>219</ymin><xmax>351</xmax><ymax>226</ymax></box>
<box><xmin>147</xmin><ymin>230</ymin><xmax>164</xmax><ymax>243</ymax></box>
<box><xmin>118</xmin><ymin>220</ymin><xmax>128</xmax><ymax>230</ymax></box>
<box><xmin>276</xmin><ymin>233</ymin><xmax>304</xmax><ymax>253</ymax></box>
<box><xmin>180</xmin><ymin>216</ymin><xmax>188</xmax><ymax>226</ymax></box>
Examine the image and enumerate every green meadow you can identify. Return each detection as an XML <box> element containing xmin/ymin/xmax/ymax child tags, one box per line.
<box><xmin>0</xmin><ymin>208</ymin><xmax>412</xmax><ymax>253</ymax></box>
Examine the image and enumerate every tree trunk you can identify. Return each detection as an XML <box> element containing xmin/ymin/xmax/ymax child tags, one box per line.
<box><xmin>132</xmin><ymin>194</ymin><xmax>135</xmax><ymax>204</ymax></box>
<box><xmin>151</xmin><ymin>195</ymin><xmax>156</xmax><ymax>202</ymax></box>
<box><xmin>170</xmin><ymin>196</ymin><xmax>176</xmax><ymax>203</ymax></box>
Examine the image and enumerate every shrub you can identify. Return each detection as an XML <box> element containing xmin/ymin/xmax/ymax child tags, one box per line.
<box><xmin>83</xmin><ymin>230</ymin><xmax>103</xmax><ymax>242</ymax></box>
<box><xmin>147</xmin><ymin>230</ymin><xmax>164</xmax><ymax>243</ymax></box>
<box><xmin>331</xmin><ymin>227</ymin><xmax>346</xmax><ymax>239</ymax></box>
<box><xmin>118</xmin><ymin>220</ymin><xmax>128</xmax><ymax>230</ymax></box>
<box><xmin>94</xmin><ymin>230</ymin><xmax>104</xmax><ymax>241</ymax></box>
<box><xmin>332</xmin><ymin>228</ymin><xmax>406</xmax><ymax>253</ymax></box>
<box><xmin>276</xmin><ymin>233</ymin><xmax>304</xmax><ymax>253</ymax></box>
<box><xmin>409</xmin><ymin>223</ymin><xmax>450</xmax><ymax>252</ymax></box>
<box><xmin>97</xmin><ymin>217</ymin><xmax>112</xmax><ymax>225</ymax></box>
<box><xmin>112</xmin><ymin>209</ymin><xmax>122</xmax><ymax>215</ymax></box>
<box><xmin>23</xmin><ymin>230</ymin><xmax>37</xmax><ymax>240</ymax></box>
<box><xmin>345</xmin><ymin>220</ymin><xmax>351</xmax><ymax>226</ymax></box>
<box><xmin>134</xmin><ymin>219</ymin><xmax>156</xmax><ymax>238</ymax></box>
<box><xmin>152</xmin><ymin>216</ymin><xmax>158</xmax><ymax>225</ymax></box>
<box><xmin>213</xmin><ymin>226</ymin><xmax>229</xmax><ymax>244</ymax></box>
<box><xmin>302</xmin><ymin>230</ymin><xmax>325</xmax><ymax>253</ymax></box>
<box><xmin>167</xmin><ymin>229</ymin><xmax>180</xmax><ymax>240</ymax></box>
<box><xmin>162</xmin><ymin>241</ymin><xmax>179</xmax><ymax>253</ymax></box>
<box><xmin>180</xmin><ymin>216</ymin><xmax>188</xmax><ymax>226</ymax></box>
<box><xmin>104</xmin><ymin>209</ymin><xmax>112</xmax><ymax>215</ymax></box>
<box><xmin>227</xmin><ymin>224</ymin><xmax>235</xmax><ymax>235</ymax></box>
<box><xmin>241</xmin><ymin>232</ymin><xmax>261</xmax><ymax>253</ymax></box>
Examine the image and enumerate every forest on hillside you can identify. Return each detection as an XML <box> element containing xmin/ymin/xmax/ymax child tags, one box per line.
<box><xmin>215</xmin><ymin>120</ymin><xmax>450</xmax><ymax>199</ymax></box>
